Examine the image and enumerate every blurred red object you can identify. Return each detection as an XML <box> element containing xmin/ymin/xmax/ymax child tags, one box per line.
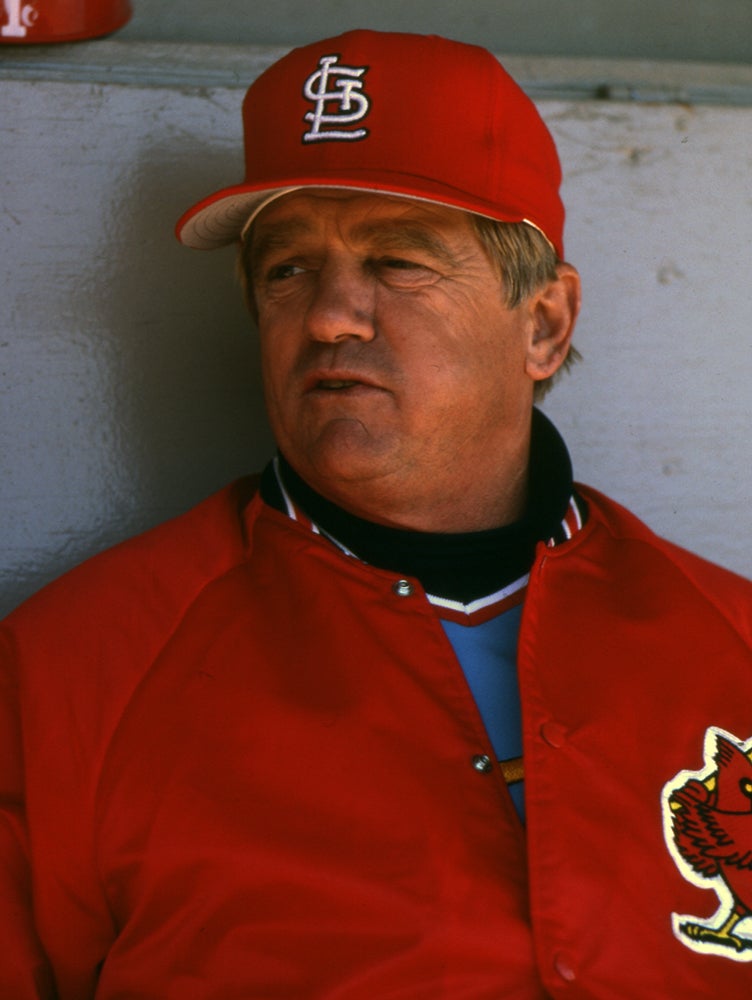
<box><xmin>1</xmin><ymin>0</ymin><xmax>131</xmax><ymax>43</ymax></box>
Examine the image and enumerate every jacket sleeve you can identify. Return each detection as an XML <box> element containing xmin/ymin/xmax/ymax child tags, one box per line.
<box><xmin>0</xmin><ymin>628</ymin><xmax>57</xmax><ymax>998</ymax></box>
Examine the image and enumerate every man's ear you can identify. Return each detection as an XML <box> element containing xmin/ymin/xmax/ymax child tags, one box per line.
<box><xmin>524</xmin><ymin>263</ymin><xmax>581</xmax><ymax>382</ymax></box>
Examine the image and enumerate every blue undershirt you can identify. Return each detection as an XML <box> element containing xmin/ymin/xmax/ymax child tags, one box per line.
<box><xmin>441</xmin><ymin>605</ymin><xmax>525</xmax><ymax>821</ymax></box>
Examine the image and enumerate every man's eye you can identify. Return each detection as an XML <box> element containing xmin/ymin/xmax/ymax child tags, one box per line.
<box><xmin>267</xmin><ymin>263</ymin><xmax>304</xmax><ymax>282</ymax></box>
<box><xmin>380</xmin><ymin>257</ymin><xmax>422</xmax><ymax>271</ymax></box>
<box><xmin>374</xmin><ymin>258</ymin><xmax>438</xmax><ymax>286</ymax></box>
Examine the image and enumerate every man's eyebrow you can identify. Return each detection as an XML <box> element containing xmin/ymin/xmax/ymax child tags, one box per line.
<box><xmin>248</xmin><ymin>215</ymin><xmax>461</xmax><ymax>274</ymax></box>
<box><xmin>352</xmin><ymin>221</ymin><xmax>460</xmax><ymax>267</ymax></box>
<box><xmin>249</xmin><ymin>219</ymin><xmax>313</xmax><ymax>273</ymax></box>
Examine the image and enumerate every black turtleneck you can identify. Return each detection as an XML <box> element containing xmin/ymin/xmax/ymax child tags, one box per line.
<box><xmin>260</xmin><ymin>408</ymin><xmax>585</xmax><ymax>605</ymax></box>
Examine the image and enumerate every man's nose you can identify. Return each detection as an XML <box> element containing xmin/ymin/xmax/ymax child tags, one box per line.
<box><xmin>304</xmin><ymin>259</ymin><xmax>376</xmax><ymax>343</ymax></box>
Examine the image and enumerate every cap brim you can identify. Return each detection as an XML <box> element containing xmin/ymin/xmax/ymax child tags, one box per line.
<box><xmin>175</xmin><ymin>186</ymin><xmax>299</xmax><ymax>249</ymax></box>
<box><xmin>176</xmin><ymin>175</ymin><xmax>555</xmax><ymax>252</ymax></box>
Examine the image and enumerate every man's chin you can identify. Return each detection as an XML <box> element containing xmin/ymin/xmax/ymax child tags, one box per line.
<box><xmin>286</xmin><ymin>428</ymin><xmax>403</xmax><ymax>499</ymax></box>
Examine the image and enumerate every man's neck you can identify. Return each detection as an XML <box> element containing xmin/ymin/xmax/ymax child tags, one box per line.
<box><xmin>260</xmin><ymin>409</ymin><xmax>584</xmax><ymax>605</ymax></box>
<box><xmin>301</xmin><ymin>463</ymin><xmax>529</xmax><ymax>534</ymax></box>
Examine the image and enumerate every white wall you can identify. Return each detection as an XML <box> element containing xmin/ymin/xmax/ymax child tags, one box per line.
<box><xmin>544</xmin><ymin>100</ymin><xmax>752</xmax><ymax>569</ymax></box>
<box><xmin>1</xmin><ymin>49</ymin><xmax>751</xmax><ymax>615</ymax></box>
<box><xmin>116</xmin><ymin>0</ymin><xmax>752</xmax><ymax>63</ymax></box>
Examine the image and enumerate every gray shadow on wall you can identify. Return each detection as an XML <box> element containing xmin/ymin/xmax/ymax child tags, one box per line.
<box><xmin>89</xmin><ymin>135</ymin><xmax>274</xmax><ymax>519</ymax></box>
<box><xmin>1</xmin><ymin>138</ymin><xmax>273</xmax><ymax>617</ymax></box>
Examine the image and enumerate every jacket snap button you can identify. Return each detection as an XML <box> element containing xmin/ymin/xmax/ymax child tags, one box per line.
<box><xmin>554</xmin><ymin>952</ymin><xmax>576</xmax><ymax>982</ymax></box>
<box><xmin>541</xmin><ymin>721</ymin><xmax>567</xmax><ymax>748</ymax></box>
<box><xmin>392</xmin><ymin>579</ymin><xmax>414</xmax><ymax>597</ymax></box>
<box><xmin>471</xmin><ymin>754</ymin><xmax>493</xmax><ymax>773</ymax></box>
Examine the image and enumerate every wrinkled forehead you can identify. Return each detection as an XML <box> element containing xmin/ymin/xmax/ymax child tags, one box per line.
<box><xmin>247</xmin><ymin>189</ymin><xmax>483</xmax><ymax>268</ymax></box>
<box><xmin>244</xmin><ymin>187</ymin><xmax>477</xmax><ymax>242</ymax></box>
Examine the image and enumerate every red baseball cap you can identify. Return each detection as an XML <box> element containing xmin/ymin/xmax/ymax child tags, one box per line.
<box><xmin>176</xmin><ymin>30</ymin><xmax>565</xmax><ymax>257</ymax></box>
<box><xmin>0</xmin><ymin>0</ymin><xmax>131</xmax><ymax>44</ymax></box>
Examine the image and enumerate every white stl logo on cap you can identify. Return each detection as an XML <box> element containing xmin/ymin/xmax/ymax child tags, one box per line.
<box><xmin>1</xmin><ymin>0</ymin><xmax>38</xmax><ymax>37</ymax></box>
<box><xmin>302</xmin><ymin>54</ymin><xmax>371</xmax><ymax>143</ymax></box>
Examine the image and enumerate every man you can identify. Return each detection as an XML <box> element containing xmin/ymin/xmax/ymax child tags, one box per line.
<box><xmin>2</xmin><ymin>28</ymin><xmax>752</xmax><ymax>1000</ymax></box>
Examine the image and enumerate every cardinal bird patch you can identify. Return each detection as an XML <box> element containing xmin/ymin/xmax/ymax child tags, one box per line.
<box><xmin>662</xmin><ymin>727</ymin><xmax>752</xmax><ymax>960</ymax></box>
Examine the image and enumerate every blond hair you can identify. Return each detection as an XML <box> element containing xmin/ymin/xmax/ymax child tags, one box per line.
<box><xmin>472</xmin><ymin>218</ymin><xmax>579</xmax><ymax>399</ymax></box>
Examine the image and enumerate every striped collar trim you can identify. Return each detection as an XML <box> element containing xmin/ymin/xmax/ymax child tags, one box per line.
<box><xmin>428</xmin><ymin>493</ymin><xmax>587</xmax><ymax>624</ymax></box>
<box><xmin>272</xmin><ymin>457</ymin><xmax>587</xmax><ymax>623</ymax></box>
<box><xmin>426</xmin><ymin>573</ymin><xmax>529</xmax><ymax>625</ymax></box>
<box><xmin>273</xmin><ymin>456</ymin><xmax>360</xmax><ymax>558</ymax></box>
<box><xmin>548</xmin><ymin>492</ymin><xmax>587</xmax><ymax>547</ymax></box>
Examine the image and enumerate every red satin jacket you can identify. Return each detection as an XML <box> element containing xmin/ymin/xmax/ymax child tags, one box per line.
<box><xmin>1</xmin><ymin>478</ymin><xmax>751</xmax><ymax>999</ymax></box>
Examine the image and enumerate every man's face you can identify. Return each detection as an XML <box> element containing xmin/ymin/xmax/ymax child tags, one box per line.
<box><xmin>250</xmin><ymin>190</ymin><xmax>541</xmax><ymax>530</ymax></box>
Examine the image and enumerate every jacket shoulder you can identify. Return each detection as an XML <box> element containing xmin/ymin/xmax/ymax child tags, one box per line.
<box><xmin>577</xmin><ymin>483</ymin><xmax>752</xmax><ymax>632</ymax></box>
<box><xmin>3</xmin><ymin>476</ymin><xmax>261</xmax><ymax>634</ymax></box>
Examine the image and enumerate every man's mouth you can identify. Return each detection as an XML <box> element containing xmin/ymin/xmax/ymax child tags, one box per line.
<box><xmin>303</xmin><ymin>370</ymin><xmax>387</xmax><ymax>395</ymax></box>
<box><xmin>316</xmin><ymin>379</ymin><xmax>360</xmax><ymax>390</ymax></box>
